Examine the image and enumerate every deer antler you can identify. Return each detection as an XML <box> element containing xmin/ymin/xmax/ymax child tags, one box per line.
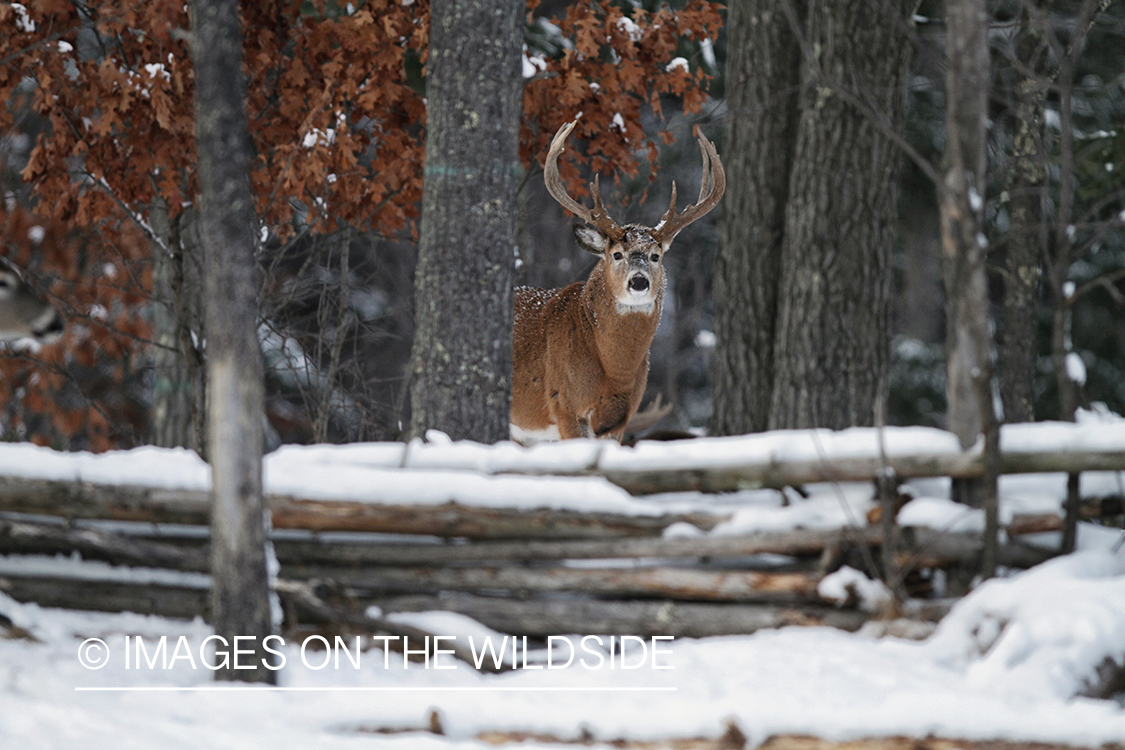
<box><xmin>624</xmin><ymin>394</ymin><xmax>674</xmax><ymax>434</ymax></box>
<box><xmin>544</xmin><ymin>120</ymin><xmax>625</xmax><ymax>242</ymax></box>
<box><xmin>651</xmin><ymin>131</ymin><xmax>725</xmax><ymax>244</ymax></box>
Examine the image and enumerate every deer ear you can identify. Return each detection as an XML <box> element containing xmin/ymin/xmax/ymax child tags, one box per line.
<box><xmin>573</xmin><ymin>225</ymin><xmax>608</xmax><ymax>256</ymax></box>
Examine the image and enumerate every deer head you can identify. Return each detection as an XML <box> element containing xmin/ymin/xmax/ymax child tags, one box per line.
<box><xmin>543</xmin><ymin>119</ymin><xmax>725</xmax><ymax>316</ymax></box>
<box><xmin>0</xmin><ymin>265</ymin><xmax>64</xmax><ymax>343</ymax></box>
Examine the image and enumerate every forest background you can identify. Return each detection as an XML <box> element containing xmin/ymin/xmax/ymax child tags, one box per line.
<box><xmin>0</xmin><ymin>0</ymin><xmax>1122</xmax><ymax>457</ymax></box>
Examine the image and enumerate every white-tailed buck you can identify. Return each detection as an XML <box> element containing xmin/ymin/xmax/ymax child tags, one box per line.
<box><xmin>0</xmin><ymin>266</ymin><xmax>64</xmax><ymax>343</ymax></box>
<box><xmin>510</xmin><ymin>120</ymin><xmax>724</xmax><ymax>444</ymax></box>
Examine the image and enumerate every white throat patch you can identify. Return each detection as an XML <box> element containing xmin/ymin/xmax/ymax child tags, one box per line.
<box><xmin>615</xmin><ymin>297</ymin><xmax>655</xmax><ymax>315</ymax></box>
<box><xmin>509</xmin><ymin>423</ymin><xmax>561</xmax><ymax>445</ymax></box>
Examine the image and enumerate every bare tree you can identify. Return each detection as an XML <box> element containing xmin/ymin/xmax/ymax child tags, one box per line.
<box><xmin>191</xmin><ymin>0</ymin><xmax>274</xmax><ymax>683</ymax></box>
<box><xmin>941</xmin><ymin>0</ymin><xmax>1000</xmax><ymax>577</ymax></box>
<box><xmin>408</xmin><ymin>0</ymin><xmax>523</xmax><ymax>443</ymax></box>
<box><xmin>1035</xmin><ymin>0</ymin><xmax>1102</xmax><ymax>554</ymax></box>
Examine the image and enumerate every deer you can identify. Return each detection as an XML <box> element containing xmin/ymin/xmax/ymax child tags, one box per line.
<box><xmin>0</xmin><ymin>265</ymin><xmax>64</xmax><ymax>343</ymax></box>
<box><xmin>510</xmin><ymin>120</ymin><xmax>724</xmax><ymax>445</ymax></box>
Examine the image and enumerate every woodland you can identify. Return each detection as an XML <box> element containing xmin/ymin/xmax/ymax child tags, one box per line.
<box><xmin>0</xmin><ymin>0</ymin><xmax>1122</xmax><ymax>458</ymax></box>
<box><xmin>0</xmin><ymin>0</ymin><xmax>1124</xmax><ymax>732</ymax></box>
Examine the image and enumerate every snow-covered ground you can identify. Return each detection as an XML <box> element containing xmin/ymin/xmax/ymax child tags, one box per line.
<box><xmin>2</xmin><ymin>544</ymin><xmax>1123</xmax><ymax>749</ymax></box>
<box><xmin>1</xmin><ymin>412</ymin><xmax>1123</xmax><ymax>749</ymax></box>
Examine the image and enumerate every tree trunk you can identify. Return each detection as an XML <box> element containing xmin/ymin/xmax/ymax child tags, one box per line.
<box><xmin>149</xmin><ymin>203</ymin><xmax>206</xmax><ymax>453</ymax></box>
<box><xmin>767</xmin><ymin>0</ymin><xmax>913</xmax><ymax>430</ymax></box>
<box><xmin>1000</xmin><ymin>7</ymin><xmax>1047</xmax><ymax>425</ymax></box>
<box><xmin>941</xmin><ymin>0</ymin><xmax>1000</xmax><ymax>577</ymax></box>
<box><xmin>191</xmin><ymin>0</ymin><xmax>274</xmax><ymax>683</ymax></box>
<box><xmin>711</xmin><ymin>1</ymin><xmax>803</xmax><ymax>436</ymax></box>
<box><xmin>1044</xmin><ymin>0</ymin><xmax>1102</xmax><ymax>554</ymax></box>
<box><xmin>408</xmin><ymin>0</ymin><xmax>522</xmax><ymax>443</ymax></box>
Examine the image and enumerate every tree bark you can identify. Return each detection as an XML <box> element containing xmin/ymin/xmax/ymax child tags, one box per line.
<box><xmin>1045</xmin><ymin>0</ymin><xmax>1101</xmax><ymax>554</ymax></box>
<box><xmin>767</xmin><ymin>0</ymin><xmax>913</xmax><ymax>430</ymax></box>
<box><xmin>191</xmin><ymin>0</ymin><xmax>274</xmax><ymax>683</ymax></box>
<box><xmin>711</xmin><ymin>1</ymin><xmax>803</xmax><ymax>435</ymax></box>
<box><xmin>941</xmin><ymin>0</ymin><xmax>1000</xmax><ymax>577</ymax></box>
<box><xmin>999</xmin><ymin>11</ymin><xmax>1046</xmax><ymax>424</ymax></box>
<box><xmin>149</xmin><ymin>203</ymin><xmax>206</xmax><ymax>453</ymax></box>
<box><xmin>408</xmin><ymin>0</ymin><xmax>522</xmax><ymax>443</ymax></box>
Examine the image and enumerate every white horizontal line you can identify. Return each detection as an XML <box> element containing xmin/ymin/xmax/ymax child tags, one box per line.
<box><xmin>75</xmin><ymin>686</ymin><xmax>676</xmax><ymax>692</ymax></box>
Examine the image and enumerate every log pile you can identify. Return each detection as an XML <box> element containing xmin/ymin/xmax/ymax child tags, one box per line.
<box><xmin>2</xmin><ymin>426</ymin><xmax>1112</xmax><ymax>641</ymax></box>
<box><xmin>0</xmin><ymin>509</ymin><xmax>1054</xmax><ymax>638</ymax></box>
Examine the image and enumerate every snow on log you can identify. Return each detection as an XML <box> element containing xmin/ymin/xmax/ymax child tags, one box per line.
<box><xmin>0</xmin><ymin>421</ymin><xmax>1120</xmax><ymax>505</ymax></box>
<box><xmin>0</xmin><ymin>475</ymin><xmax>721</xmax><ymax>539</ymax></box>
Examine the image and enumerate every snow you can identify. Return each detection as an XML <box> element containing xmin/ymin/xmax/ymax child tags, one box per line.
<box><xmin>12</xmin><ymin>3</ymin><xmax>35</xmax><ymax>32</ymax></box>
<box><xmin>709</xmin><ymin>484</ymin><xmax>873</xmax><ymax>535</ymax></box>
<box><xmin>968</xmin><ymin>187</ymin><xmax>983</xmax><ymax>211</ymax></box>
<box><xmin>896</xmin><ymin>496</ymin><xmax>987</xmax><ymax>533</ymax></box>
<box><xmin>1067</xmin><ymin>352</ymin><xmax>1088</xmax><ymax>385</ymax></box>
<box><xmin>817</xmin><ymin>566</ymin><xmax>892</xmax><ymax>612</ymax></box>
<box><xmin>521</xmin><ymin>46</ymin><xmax>546</xmax><ymax>79</ymax></box>
<box><xmin>1</xmin><ymin>422</ymin><xmax>1124</xmax><ymax>747</ymax></box>
<box><xmin>0</xmin><ymin>420</ymin><xmax>1122</xmax><ymax>522</ymax></box>
<box><xmin>2</xmin><ymin>549</ymin><xmax>1124</xmax><ymax>748</ymax></box>
<box><xmin>666</xmin><ymin>57</ymin><xmax>689</xmax><ymax>73</ymax></box>
<box><xmin>615</xmin><ymin>16</ymin><xmax>642</xmax><ymax>43</ymax></box>
<box><xmin>700</xmin><ymin>38</ymin><xmax>716</xmax><ymax>69</ymax></box>
<box><xmin>926</xmin><ymin>550</ymin><xmax>1125</xmax><ymax>700</ymax></box>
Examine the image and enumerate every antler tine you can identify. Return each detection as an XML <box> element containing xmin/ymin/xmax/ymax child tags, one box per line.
<box><xmin>696</xmin><ymin>137</ymin><xmax>713</xmax><ymax>204</ymax></box>
<box><xmin>544</xmin><ymin>120</ymin><xmax>624</xmax><ymax>241</ymax></box>
<box><xmin>659</xmin><ymin>181</ymin><xmax>678</xmax><ymax>230</ymax></box>
<box><xmin>651</xmin><ymin>132</ymin><xmax>726</xmax><ymax>244</ymax></box>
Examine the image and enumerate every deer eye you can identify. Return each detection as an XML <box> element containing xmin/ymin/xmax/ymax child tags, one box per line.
<box><xmin>650</xmin><ymin>254</ymin><xmax>660</xmax><ymax>263</ymax></box>
<box><xmin>612</xmin><ymin>252</ymin><xmax>623</xmax><ymax>261</ymax></box>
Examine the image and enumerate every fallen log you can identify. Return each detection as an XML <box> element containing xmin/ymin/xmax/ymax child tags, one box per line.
<box><xmin>897</xmin><ymin>527</ymin><xmax>1053</xmax><ymax>569</ymax></box>
<box><xmin>0</xmin><ymin>574</ymin><xmax>209</xmax><ymax>620</ymax></box>
<box><xmin>273</xmin><ymin>579</ymin><xmax>502</xmax><ymax>672</ymax></box>
<box><xmin>284</xmin><ymin>564</ymin><xmax>823</xmax><ymax>603</ymax></box>
<box><xmin>3</xmin><ymin>518</ymin><xmax>879</xmax><ymax>567</ymax></box>
<box><xmin>589</xmin><ymin>424</ymin><xmax>1125</xmax><ymax>493</ymax></box>
<box><xmin>0</xmin><ymin>476</ymin><xmax>722</xmax><ymax>539</ymax></box>
<box><xmin>275</xmin><ymin>527</ymin><xmax>881</xmax><ymax>566</ymax></box>
<box><xmin>0</xmin><ymin>517</ymin><xmax>207</xmax><ymax>571</ymax></box>
<box><xmin>369</xmin><ymin>592</ymin><xmax>870</xmax><ymax>638</ymax></box>
<box><xmin>2</xmin><ymin>517</ymin><xmax>1054</xmax><ymax>575</ymax></box>
<box><xmin>0</xmin><ymin>568</ymin><xmax>866</xmax><ymax>638</ymax></box>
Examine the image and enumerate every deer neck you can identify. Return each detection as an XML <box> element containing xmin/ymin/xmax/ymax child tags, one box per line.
<box><xmin>581</xmin><ymin>264</ymin><xmax>661</xmax><ymax>379</ymax></box>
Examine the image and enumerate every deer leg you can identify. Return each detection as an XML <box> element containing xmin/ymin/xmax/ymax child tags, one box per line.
<box><xmin>578</xmin><ymin>410</ymin><xmax>596</xmax><ymax>439</ymax></box>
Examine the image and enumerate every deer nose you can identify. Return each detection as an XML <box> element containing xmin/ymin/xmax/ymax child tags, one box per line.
<box><xmin>628</xmin><ymin>275</ymin><xmax>650</xmax><ymax>293</ymax></box>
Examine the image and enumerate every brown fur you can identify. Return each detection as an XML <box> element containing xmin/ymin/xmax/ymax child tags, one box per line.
<box><xmin>511</xmin><ymin>120</ymin><xmax>724</xmax><ymax>445</ymax></box>
<box><xmin>512</xmin><ymin>251</ymin><xmax>662</xmax><ymax>442</ymax></box>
